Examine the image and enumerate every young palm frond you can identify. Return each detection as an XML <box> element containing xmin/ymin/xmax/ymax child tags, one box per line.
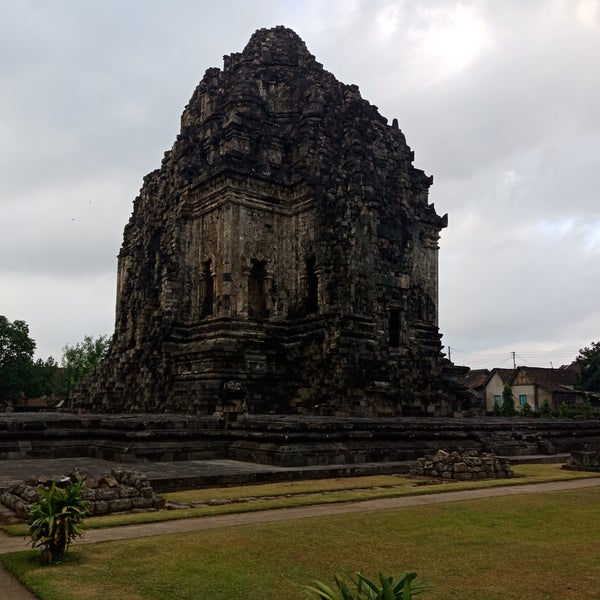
<box><xmin>26</xmin><ymin>479</ymin><xmax>88</xmax><ymax>564</ymax></box>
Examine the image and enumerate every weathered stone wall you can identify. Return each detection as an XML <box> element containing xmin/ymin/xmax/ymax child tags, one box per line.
<box><xmin>74</xmin><ymin>26</ymin><xmax>472</xmax><ymax>417</ymax></box>
<box><xmin>2</xmin><ymin>414</ymin><xmax>600</xmax><ymax>469</ymax></box>
<box><xmin>0</xmin><ymin>467</ymin><xmax>165</xmax><ymax>520</ymax></box>
<box><xmin>411</xmin><ymin>449</ymin><xmax>514</xmax><ymax>480</ymax></box>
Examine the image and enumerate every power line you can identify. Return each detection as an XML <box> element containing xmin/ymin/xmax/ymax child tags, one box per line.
<box><xmin>447</xmin><ymin>346</ymin><xmax>578</xmax><ymax>369</ymax></box>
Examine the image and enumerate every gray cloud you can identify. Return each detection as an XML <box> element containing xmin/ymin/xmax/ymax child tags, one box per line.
<box><xmin>1</xmin><ymin>0</ymin><xmax>599</xmax><ymax>368</ymax></box>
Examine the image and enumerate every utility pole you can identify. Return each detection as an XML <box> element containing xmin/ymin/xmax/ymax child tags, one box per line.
<box><xmin>512</xmin><ymin>351</ymin><xmax>516</xmax><ymax>369</ymax></box>
<box><xmin>448</xmin><ymin>346</ymin><xmax>452</xmax><ymax>361</ymax></box>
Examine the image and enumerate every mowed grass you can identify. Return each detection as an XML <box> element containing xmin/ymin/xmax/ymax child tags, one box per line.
<box><xmin>161</xmin><ymin>463</ymin><xmax>598</xmax><ymax>503</ymax></box>
<box><xmin>2</xmin><ymin>485</ymin><xmax>600</xmax><ymax>600</ymax></box>
<box><xmin>2</xmin><ymin>464</ymin><xmax>598</xmax><ymax>536</ymax></box>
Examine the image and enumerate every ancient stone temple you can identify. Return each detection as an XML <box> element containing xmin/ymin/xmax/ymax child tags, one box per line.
<box><xmin>78</xmin><ymin>26</ymin><xmax>469</xmax><ymax>417</ymax></box>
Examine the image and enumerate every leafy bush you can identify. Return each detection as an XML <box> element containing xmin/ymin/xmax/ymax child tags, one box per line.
<box><xmin>306</xmin><ymin>571</ymin><xmax>431</xmax><ymax>599</ymax></box>
<box><xmin>559</xmin><ymin>402</ymin><xmax>571</xmax><ymax>418</ymax></box>
<box><xmin>520</xmin><ymin>401</ymin><xmax>532</xmax><ymax>416</ymax></box>
<box><xmin>580</xmin><ymin>397</ymin><xmax>592</xmax><ymax>419</ymax></box>
<box><xmin>27</xmin><ymin>479</ymin><xmax>88</xmax><ymax>564</ymax></box>
<box><xmin>540</xmin><ymin>399</ymin><xmax>553</xmax><ymax>418</ymax></box>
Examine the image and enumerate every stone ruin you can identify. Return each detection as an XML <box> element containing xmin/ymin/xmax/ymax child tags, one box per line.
<box><xmin>563</xmin><ymin>451</ymin><xmax>600</xmax><ymax>472</ymax></box>
<box><xmin>0</xmin><ymin>467</ymin><xmax>165</xmax><ymax>521</ymax></box>
<box><xmin>74</xmin><ymin>25</ymin><xmax>471</xmax><ymax>418</ymax></box>
<box><xmin>411</xmin><ymin>449</ymin><xmax>515</xmax><ymax>480</ymax></box>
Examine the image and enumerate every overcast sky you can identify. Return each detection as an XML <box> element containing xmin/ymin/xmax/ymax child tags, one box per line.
<box><xmin>1</xmin><ymin>0</ymin><xmax>599</xmax><ymax>369</ymax></box>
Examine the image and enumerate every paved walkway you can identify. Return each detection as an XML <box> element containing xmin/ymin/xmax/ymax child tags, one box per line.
<box><xmin>1</xmin><ymin>477</ymin><xmax>600</xmax><ymax>599</ymax></box>
<box><xmin>0</xmin><ymin>454</ymin><xmax>568</xmax><ymax>491</ymax></box>
<box><xmin>0</xmin><ymin>456</ymin><xmax>415</xmax><ymax>492</ymax></box>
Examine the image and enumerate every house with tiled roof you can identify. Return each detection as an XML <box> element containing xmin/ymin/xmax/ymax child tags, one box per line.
<box><xmin>483</xmin><ymin>364</ymin><xmax>584</xmax><ymax>412</ymax></box>
<box><xmin>463</xmin><ymin>369</ymin><xmax>490</xmax><ymax>406</ymax></box>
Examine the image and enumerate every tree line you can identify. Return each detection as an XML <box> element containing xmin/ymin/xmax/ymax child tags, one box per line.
<box><xmin>0</xmin><ymin>315</ymin><xmax>110</xmax><ymax>410</ymax></box>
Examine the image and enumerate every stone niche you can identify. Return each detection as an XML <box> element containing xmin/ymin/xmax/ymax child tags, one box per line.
<box><xmin>75</xmin><ymin>26</ymin><xmax>472</xmax><ymax>417</ymax></box>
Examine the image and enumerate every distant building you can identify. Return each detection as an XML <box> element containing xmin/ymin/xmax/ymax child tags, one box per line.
<box><xmin>474</xmin><ymin>364</ymin><xmax>585</xmax><ymax>412</ymax></box>
<box><xmin>463</xmin><ymin>369</ymin><xmax>490</xmax><ymax>407</ymax></box>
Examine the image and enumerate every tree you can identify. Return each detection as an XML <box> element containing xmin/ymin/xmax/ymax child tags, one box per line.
<box><xmin>575</xmin><ymin>340</ymin><xmax>600</xmax><ymax>392</ymax></box>
<box><xmin>28</xmin><ymin>356</ymin><xmax>60</xmax><ymax>399</ymax></box>
<box><xmin>60</xmin><ymin>334</ymin><xmax>111</xmax><ymax>397</ymax></box>
<box><xmin>501</xmin><ymin>384</ymin><xmax>516</xmax><ymax>416</ymax></box>
<box><xmin>0</xmin><ymin>315</ymin><xmax>36</xmax><ymax>408</ymax></box>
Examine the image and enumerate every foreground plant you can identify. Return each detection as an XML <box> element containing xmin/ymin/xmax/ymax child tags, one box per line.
<box><xmin>306</xmin><ymin>571</ymin><xmax>431</xmax><ymax>599</ymax></box>
<box><xmin>27</xmin><ymin>479</ymin><xmax>88</xmax><ymax>564</ymax></box>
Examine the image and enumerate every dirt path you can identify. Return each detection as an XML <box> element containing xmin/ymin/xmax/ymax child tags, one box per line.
<box><xmin>1</xmin><ymin>477</ymin><xmax>599</xmax><ymax>599</ymax></box>
<box><xmin>4</xmin><ymin>477</ymin><xmax>600</xmax><ymax>553</ymax></box>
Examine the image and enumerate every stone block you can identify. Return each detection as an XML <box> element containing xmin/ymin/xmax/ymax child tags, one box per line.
<box><xmin>131</xmin><ymin>496</ymin><xmax>153</xmax><ymax>509</ymax></box>
<box><xmin>119</xmin><ymin>486</ymin><xmax>139</xmax><ymax>499</ymax></box>
<box><xmin>92</xmin><ymin>501</ymin><xmax>109</xmax><ymax>515</ymax></box>
<box><xmin>108</xmin><ymin>498</ymin><xmax>133</xmax><ymax>512</ymax></box>
<box><xmin>95</xmin><ymin>488</ymin><xmax>119</xmax><ymax>501</ymax></box>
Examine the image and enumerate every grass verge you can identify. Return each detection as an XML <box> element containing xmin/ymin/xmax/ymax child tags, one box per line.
<box><xmin>2</xmin><ymin>464</ymin><xmax>598</xmax><ymax>536</ymax></box>
<box><xmin>2</xmin><ymin>485</ymin><xmax>599</xmax><ymax>599</ymax></box>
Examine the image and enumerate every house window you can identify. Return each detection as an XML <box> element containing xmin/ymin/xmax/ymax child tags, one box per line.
<box><xmin>389</xmin><ymin>309</ymin><xmax>400</xmax><ymax>347</ymax></box>
<box><xmin>519</xmin><ymin>394</ymin><xmax>527</xmax><ymax>406</ymax></box>
<box><xmin>494</xmin><ymin>395</ymin><xmax>501</xmax><ymax>407</ymax></box>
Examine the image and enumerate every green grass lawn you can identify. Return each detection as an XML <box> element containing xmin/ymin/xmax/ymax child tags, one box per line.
<box><xmin>2</xmin><ymin>485</ymin><xmax>599</xmax><ymax>600</ymax></box>
<box><xmin>2</xmin><ymin>463</ymin><xmax>598</xmax><ymax>536</ymax></box>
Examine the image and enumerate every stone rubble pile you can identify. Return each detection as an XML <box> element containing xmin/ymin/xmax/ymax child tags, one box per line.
<box><xmin>0</xmin><ymin>467</ymin><xmax>165</xmax><ymax>520</ymax></box>
<box><xmin>411</xmin><ymin>449</ymin><xmax>514</xmax><ymax>480</ymax></box>
<box><xmin>563</xmin><ymin>451</ymin><xmax>600</xmax><ymax>472</ymax></box>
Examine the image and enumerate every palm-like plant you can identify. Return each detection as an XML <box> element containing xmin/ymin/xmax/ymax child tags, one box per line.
<box><xmin>306</xmin><ymin>571</ymin><xmax>431</xmax><ymax>600</ymax></box>
<box><xmin>26</xmin><ymin>479</ymin><xmax>88</xmax><ymax>564</ymax></box>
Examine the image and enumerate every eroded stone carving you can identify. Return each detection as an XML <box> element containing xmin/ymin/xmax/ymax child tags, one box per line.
<box><xmin>76</xmin><ymin>26</ymin><xmax>470</xmax><ymax>416</ymax></box>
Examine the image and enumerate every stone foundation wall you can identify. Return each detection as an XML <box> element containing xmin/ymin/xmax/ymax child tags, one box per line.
<box><xmin>0</xmin><ymin>467</ymin><xmax>165</xmax><ymax>520</ymax></box>
<box><xmin>411</xmin><ymin>449</ymin><xmax>514</xmax><ymax>480</ymax></box>
<box><xmin>2</xmin><ymin>413</ymin><xmax>600</xmax><ymax>468</ymax></box>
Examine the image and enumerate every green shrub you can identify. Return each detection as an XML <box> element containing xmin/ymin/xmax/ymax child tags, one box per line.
<box><xmin>580</xmin><ymin>398</ymin><xmax>592</xmax><ymax>419</ymax></box>
<box><xmin>559</xmin><ymin>402</ymin><xmax>571</xmax><ymax>418</ymax></box>
<box><xmin>540</xmin><ymin>399</ymin><xmax>553</xmax><ymax>418</ymax></box>
<box><xmin>27</xmin><ymin>479</ymin><xmax>88</xmax><ymax>564</ymax></box>
<box><xmin>520</xmin><ymin>402</ymin><xmax>532</xmax><ymax>416</ymax></box>
<box><xmin>306</xmin><ymin>571</ymin><xmax>431</xmax><ymax>599</ymax></box>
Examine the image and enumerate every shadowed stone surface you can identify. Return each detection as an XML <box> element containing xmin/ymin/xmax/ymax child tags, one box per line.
<box><xmin>73</xmin><ymin>26</ymin><xmax>470</xmax><ymax>417</ymax></box>
<box><xmin>1</xmin><ymin>414</ymin><xmax>598</xmax><ymax>479</ymax></box>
